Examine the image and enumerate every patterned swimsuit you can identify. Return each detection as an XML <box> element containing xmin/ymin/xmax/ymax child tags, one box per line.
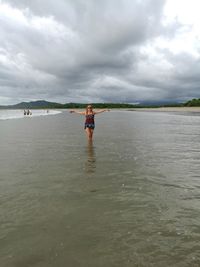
<box><xmin>85</xmin><ymin>114</ymin><xmax>95</xmax><ymax>129</ymax></box>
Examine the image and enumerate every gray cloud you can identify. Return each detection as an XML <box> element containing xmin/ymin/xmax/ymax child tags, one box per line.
<box><xmin>0</xmin><ymin>0</ymin><xmax>199</xmax><ymax>104</ymax></box>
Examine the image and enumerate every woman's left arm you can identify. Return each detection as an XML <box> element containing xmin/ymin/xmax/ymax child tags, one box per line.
<box><xmin>94</xmin><ymin>109</ymin><xmax>110</xmax><ymax>114</ymax></box>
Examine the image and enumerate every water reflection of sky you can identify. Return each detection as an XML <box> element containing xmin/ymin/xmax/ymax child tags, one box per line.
<box><xmin>85</xmin><ymin>141</ymin><xmax>96</xmax><ymax>174</ymax></box>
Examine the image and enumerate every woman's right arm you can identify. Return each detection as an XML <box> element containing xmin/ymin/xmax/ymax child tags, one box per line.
<box><xmin>70</xmin><ymin>110</ymin><xmax>85</xmax><ymax>115</ymax></box>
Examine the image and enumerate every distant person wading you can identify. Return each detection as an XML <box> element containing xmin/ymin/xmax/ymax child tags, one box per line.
<box><xmin>70</xmin><ymin>105</ymin><xmax>109</xmax><ymax>141</ymax></box>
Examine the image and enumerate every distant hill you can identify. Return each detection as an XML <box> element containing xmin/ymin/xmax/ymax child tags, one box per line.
<box><xmin>0</xmin><ymin>100</ymin><xmax>64</xmax><ymax>109</ymax></box>
<box><xmin>0</xmin><ymin>99</ymin><xmax>197</xmax><ymax>109</ymax></box>
<box><xmin>0</xmin><ymin>100</ymin><xmax>143</xmax><ymax>109</ymax></box>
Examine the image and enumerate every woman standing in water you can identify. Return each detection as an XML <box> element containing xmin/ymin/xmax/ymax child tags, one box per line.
<box><xmin>70</xmin><ymin>105</ymin><xmax>110</xmax><ymax>141</ymax></box>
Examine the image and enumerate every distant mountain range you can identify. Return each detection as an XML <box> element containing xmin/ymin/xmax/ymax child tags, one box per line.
<box><xmin>0</xmin><ymin>99</ymin><xmax>199</xmax><ymax>109</ymax></box>
<box><xmin>0</xmin><ymin>100</ymin><xmax>143</xmax><ymax>109</ymax></box>
<box><xmin>0</xmin><ymin>100</ymin><xmax>63</xmax><ymax>109</ymax></box>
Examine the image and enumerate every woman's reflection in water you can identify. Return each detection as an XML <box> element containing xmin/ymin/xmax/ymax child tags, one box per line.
<box><xmin>85</xmin><ymin>140</ymin><xmax>96</xmax><ymax>174</ymax></box>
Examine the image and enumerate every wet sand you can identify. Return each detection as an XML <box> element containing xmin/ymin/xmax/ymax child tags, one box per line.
<box><xmin>128</xmin><ymin>107</ymin><xmax>200</xmax><ymax>112</ymax></box>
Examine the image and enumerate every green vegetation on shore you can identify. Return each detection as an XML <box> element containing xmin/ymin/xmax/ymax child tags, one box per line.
<box><xmin>0</xmin><ymin>100</ymin><xmax>161</xmax><ymax>109</ymax></box>
<box><xmin>183</xmin><ymin>98</ymin><xmax>200</xmax><ymax>107</ymax></box>
<box><xmin>62</xmin><ymin>103</ymin><xmax>144</xmax><ymax>109</ymax></box>
<box><xmin>0</xmin><ymin>98</ymin><xmax>200</xmax><ymax>109</ymax></box>
<box><xmin>0</xmin><ymin>101</ymin><xmax>142</xmax><ymax>109</ymax></box>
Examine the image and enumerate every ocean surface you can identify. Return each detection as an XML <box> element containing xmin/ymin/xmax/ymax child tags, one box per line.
<box><xmin>0</xmin><ymin>110</ymin><xmax>200</xmax><ymax>267</ymax></box>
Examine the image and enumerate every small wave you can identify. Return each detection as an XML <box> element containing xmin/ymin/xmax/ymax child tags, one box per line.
<box><xmin>0</xmin><ymin>110</ymin><xmax>62</xmax><ymax>121</ymax></box>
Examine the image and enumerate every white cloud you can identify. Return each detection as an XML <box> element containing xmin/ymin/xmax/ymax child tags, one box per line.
<box><xmin>162</xmin><ymin>0</ymin><xmax>200</xmax><ymax>57</ymax></box>
<box><xmin>0</xmin><ymin>0</ymin><xmax>199</xmax><ymax>104</ymax></box>
<box><xmin>164</xmin><ymin>0</ymin><xmax>200</xmax><ymax>25</ymax></box>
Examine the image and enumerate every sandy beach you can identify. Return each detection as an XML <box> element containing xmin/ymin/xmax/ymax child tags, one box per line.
<box><xmin>128</xmin><ymin>106</ymin><xmax>200</xmax><ymax>112</ymax></box>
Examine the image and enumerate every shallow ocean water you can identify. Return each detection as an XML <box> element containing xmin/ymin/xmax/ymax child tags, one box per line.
<box><xmin>0</xmin><ymin>110</ymin><xmax>200</xmax><ymax>267</ymax></box>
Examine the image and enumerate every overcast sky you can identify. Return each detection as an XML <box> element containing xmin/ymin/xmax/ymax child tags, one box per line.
<box><xmin>0</xmin><ymin>0</ymin><xmax>200</xmax><ymax>104</ymax></box>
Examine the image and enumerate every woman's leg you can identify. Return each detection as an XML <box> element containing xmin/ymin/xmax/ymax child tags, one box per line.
<box><xmin>85</xmin><ymin>128</ymin><xmax>94</xmax><ymax>140</ymax></box>
<box><xmin>90</xmin><ymin>128</ymin><xmax>94</xmax><ymax>139</ymax></box>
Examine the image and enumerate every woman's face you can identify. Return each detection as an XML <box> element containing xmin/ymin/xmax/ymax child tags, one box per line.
<box><xmin>87</xmin><ymin>105</ymin><xmax>93</xmax><ymax>111</ymax></box>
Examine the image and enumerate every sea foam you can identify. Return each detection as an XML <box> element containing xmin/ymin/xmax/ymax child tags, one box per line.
<box><xmin>0</xmin><ymin>109</ymin><xmax>62</xmax><ymax>120</ymax></box>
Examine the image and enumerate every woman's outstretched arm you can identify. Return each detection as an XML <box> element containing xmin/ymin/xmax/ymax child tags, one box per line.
<box><xmin>94</xmin><ymin>109</ymin><xmax>110</xmax><ymax>114</ymax></box>
<box><xmin>70</xmin><ymin>110</ymin><xmax>85</xmax><ymax>115</ymax></box>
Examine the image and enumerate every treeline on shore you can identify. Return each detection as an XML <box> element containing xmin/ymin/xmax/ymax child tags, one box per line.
<box><xmin>183</xmin><ymin>98</ymin><xmax>200</xmax><ymax>107</ymax></box>
<box><xmin>0</xmin><ymin>101</ymin><xmax>146</xmax><ymax>109</ymax></box>
<box><xmin>63</xmin><ymin>98</ymin><xmax>200</xmax><ymax>108</ymax></box>
<box><xmin>0</xmin><ymin>98</ymin><xmax>200</xmax><ymax>109</ymax></box>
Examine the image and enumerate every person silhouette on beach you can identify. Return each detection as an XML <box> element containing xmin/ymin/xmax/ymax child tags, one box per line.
<box><xmin>70</xmin><ymin>105</ymin><xmax>110</xmax><ymax>141</ymax></box>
